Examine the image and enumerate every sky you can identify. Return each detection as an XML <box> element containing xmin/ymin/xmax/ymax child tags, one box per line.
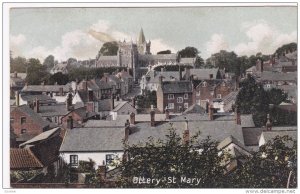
<box><xmin>10</xmin><ymin>6</ymin><xmax>297</xmax><ymax>62</ymax></box>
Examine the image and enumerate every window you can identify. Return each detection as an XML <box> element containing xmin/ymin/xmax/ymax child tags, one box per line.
<box><xmin>184</xmin><ymin>94</ymin><xmax>188</xmax><ymax>99</ymax></box>
<box><xmin>177</xmin><ymin>97</ymin><xmax>183</xmax><ymax>103</ymax></box>
<box><xmin>21</xmin><ymin>129</ymin><xmax>27</xmax><ymax>134</ymax></box>
<box><xmin>184</xmin><ymin>103</ymin><xmax>189</xmax><ymax>109</ymax></box>
<box><xmin>10</xmin><ymin>118</ymin><xmax>14</xmax><ymax>124</ymax></box>
<box><xmin>21</xmin><ymin>117</ymin><xmax>26</xmax><ymax>124</ymax></box>
<box><xmin>54</xmin><ymin>117</ymin><xmax>58</xmax><ymax>123</ymax></box>
<box><xmin>217</xmin><ymin>94</ymin><xmax>222</xmax><ymax>99</ymax></box>
<box><xmin>70</xmin><ymin>155</ymin><xmax>78</xmax><ymax>166</ymax></box>
<box><xmin>196</xmin><ymin>91</ymin><xmax>200</xmax><ymax>96</ymax></box>
<box><xmin>209</xmin><ymin>74</ymin><xmax>213</xmax><ymax>79</ymax></box>
<box><xmin>106</xmin><ymin>154</ymin><xmax>115</xmax><ymax>165</ymax></box>
<box><xmin>168</xmin><ymin>103</ymin><xmax>174</xmax><ymax>109</ymax></box>
<box><xmin>168</xmin><ymin>94</ymin><xmax>174</xmax><ymax>100</ymax></box>
<box><xmin>202</xmin><ymin>82</ymin><xmax>207</xmax><ymax>87</ymax></box>
<box><xmin>178</xmin><ymin>106</ymin><xmax>182</xmax><ymax>111</ymax></box>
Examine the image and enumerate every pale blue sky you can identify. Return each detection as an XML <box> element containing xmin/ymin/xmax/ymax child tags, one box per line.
<box><xmin>10</xmin><ymin>6</ymin><xmax>297</xmax><ymax>61</ymax></box>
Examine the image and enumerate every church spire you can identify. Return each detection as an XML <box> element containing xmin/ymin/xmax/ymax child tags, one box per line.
<box><xmin>138</xmin><ymin>28</ymin><xmax>146</xmax><ymax>45</ymax></box>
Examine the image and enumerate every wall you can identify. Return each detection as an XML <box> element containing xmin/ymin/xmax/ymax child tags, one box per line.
<box><xmin>60</xmin><ymin>151</ymin><xmax>123</xmax><ymax>170</ymax></box>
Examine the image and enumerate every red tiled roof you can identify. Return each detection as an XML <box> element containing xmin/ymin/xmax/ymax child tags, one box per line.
<box><xmin>10</xmin><ymin>148</ymin><xmax>43</xmax><ymax>170</ymax></box>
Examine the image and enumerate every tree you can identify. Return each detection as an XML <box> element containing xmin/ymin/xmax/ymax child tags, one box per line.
<box><xmin>157</xmin><ymin>50</ymin><xmax>171</xmax><ymax>54</ymax></box>
<box><xmin>266</xmin><ymin>88</ymin><xmax>288</xmax><ymax>105</ymax></box>
<box><xmin>206</xmin><ymin>50</ymin><xmax>239</xmax><ymax>75</ymax></box>
<box><xmin>117</xmin><ymin>127</ymin><xmax>228</xmax><ymax>188</ymax></box>
<box><xmin>10</xmin><ymin>56</ymin><xmax>27</xmax><ymax>73</ymax></box>
<box><xmin>98</xmin><ymin>41</ymin><xmax>119</xmax><ymax>57</ymax></box>
<box><xmin>67</xmin><ymin>58</ymin><xmax>77</xmax><ymax>65</ymax></box>
<box><xmin>230</xmin><ymin>136</ymin><xmax>297</xmax><ymax>188</ymax></box>
<box><xmin>177</xmin><ymin>47</ymin><xmax>205</xmax><ymax>68</ymax></box>
<box><xmin>43</xmin><ymin>55</ymin><xmax>55</xmax><ymax>70</ymax></box>
<box><xmin>48</xmin><ymin>72</ymin><xmax>69</xmax><ymax>85</ymax></box>
<box><xmin>236</xmin><ymin>74</ymin><xmax>269</xmax><ymax>126</ymax></box>
<box><xmin>275</xmin><ymin>43</ymin><xmax>297</xmax><ymax>56</ymax></box>
<box><xmin>136</xmin><ymin>90</ymin><xmax>157</xmax><ymax>109</ymax></box>
<box><xmin>25</xmin><ymin>58</ymin><xmax>51</xmax><ymax>85</ymax></box>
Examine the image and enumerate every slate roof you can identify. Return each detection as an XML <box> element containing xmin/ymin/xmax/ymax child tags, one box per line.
<box><xmin>98</xmin><ymin>99</ymin><xmax>112</xmax><ymax>111</ymax></box>
<box><xmin>10</xmin><ymin>148</ymin><xmax>43</xmax><ymax>170</ymax></box>
<box><xmin>10</xmin><ymin>73</ymin><xmax>27</xmax><ymax>80</ymax></box>
<box><xmin>161</xmin><ymin>81</ymin><xmax>193</xmax><ymax>94</ymax></box>
<box><xmin>242</xmin><ymin>127</ymin><xmax>263</xmax><ymax>146</ymax></box>
<box><xmin>117</xmin><ymin>113</ymin><xmax>168</xmax><ymax>122</ymax></box>
<box><xmin>20</xmin><ymin>94</ymin><xmax>56</xmax><ymax>104</ymax></box>
<box><xmin>128</xmin><ymin>119</ymin><xmax>245</xmax><ymax>146</ymax></box>
<box><xmin>116</xmin><ymin>71</ymin><xmax>133</xmax><ymax>79</ymax></box>
<box><xmin>112</xmin><ymin>101</ymin><xmax>133</xmax><ymax>112</ymax></box>
<box><xmin>222</xmin><ymin>91</ymin><xmax>239</xmax><ymax>112</ymax></box>
<box><xmin>20</xmin><ymin>127</ymin><xmax>61</xmax><ymax>147</ymax></box>
<box><xmin>11</xmin><ymin>105</ymin><xmax>50</xmax><ymax>128</ymax></box>
<box><xmin>139</xmin><ymin>54</ymin><xmax>177</xmax><ymax>61</ymax></box>
<box><xmin>259</xmin><ymin>72</ymin><xmax>297</xmax><ymax>82</ymax></box>
<box><xmin>183</xmin><ymin>104</ymin><xmax>206</xmax><ymax>114</ymax></box>
<box><xmin>146</xmin><ymin>70</ymin><xmax>180</xmax><ymax>83</ymax></box>
<box><xmin>71</xmin><ymin>107</ymin><xmax>97</xmax><ymax>120</ymax></box>
<box><xmin>98</xmin><ymin>55</ymin><xmax>118</xmax><ymax>62</ymax></box>
<box><xmin>84</xmin><ymin>119</ymin><xmax>127</xmax><ymax>128</ymax></box>
<box><xmin>59</xmin><ymin>128</ymin><xmax>125</xmax><ymax>152</ymax></box>
<box><xmin>38</xmin><ymin>103</ymin><xmax>70</xmax><ymax>117</ymax></box>
<box><xmin>261</xmin><ymin>130</ymin><xmax>297</xmax><ymax>148</ymax></box>
<box><xmin>187</xmin><ymin>68</ymin><xmax>219</xmax><ymax>80</ymax></box>
<box><xmin>93</xmin><ymin>79</ymin><xmax>113</xmax><ymax>90</ymax></box>
<box><xmin>22</xmin><ymin>84</ymin><xmax>71</xmax><ymax>93</ymax></box>
<box><xmin>217</xmin><ymin>135</ymin><xmax>248</xmax><ymax>151</ymax></box>
<box><xmin>179</xmin><ymin>57</ymin><xmax>196</xmax><ymax>64</ymax></box>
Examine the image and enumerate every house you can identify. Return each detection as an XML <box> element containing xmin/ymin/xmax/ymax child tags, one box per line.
<box><xmin>258</xmin><ymin>127</ymin><xmax>297</xmax><ymax>147</ymax></box>
<box><xmin>212</xmin><ymin>90</ymin><xmax>239</xmax><ymax>113</ymax></box>
<box><xmin>61</xmin><ymin>106</ymin><xmax>97</xmax><ymax>128</ymax></box>
<box><xmin>10</xmin><ymin>105</ymin><xmax>51</xmax><ymax>145</ymax></box>
<box><xmin>110</xmin><ymin>101</ymin><xmax>137</xmax><ymax>120</ymax></box>
<box><xmin>157</xmin><ymin>79</ymin><xmax>194</xmax><ymax>113</ymax></box>
<box><xmin>50</xmin><ymin>62</ymin><xmax>69</xmax><ymax>74</ymax></box>
<box><xmin>17</xmin><ymin>93</ymin><xmax>56</xmax><ymax>106</ymax></box>
<box><xmin>183</xmin><ymin>68</ymin><xmax>221</xmax><ymax>80</ymax></box>
<box><xmin>116</xmin><ymin>69</ymin><xmax>134</xmax><ymax>95</ymax></box>
<box><xmin>100</xmin><ymin>73</ymin><xmax>122</xmax><ymax>96</ymax></box>
<box><xmin>77</xmin><ymin>78</ymin><xmax>113</xmax><ymax>100</ymax></box>
<box><xmin>10</xmin><ymin>127</ymin><xmax>63</xmax><ymax>180</ymax></box>
<box><xmin>140</xmin><ymin>69</ymin><xmax>181</xmax><ymax>93</ymax></box>
<box><xmin>10</xmin><ymin>72</ymin><xmax>26</xmax><ymax>98</ymax></box>
<box><xmin>194</xmin><ymin>80</ymin><xmax>235</xmax><ymax>109</ymax></box>
<box><xmin>22</xmin><ymin>84</ymin><xmax>72</xmax><ymax>103</ymax></box>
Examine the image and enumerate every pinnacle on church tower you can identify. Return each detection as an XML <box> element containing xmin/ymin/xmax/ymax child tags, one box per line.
<box><xmin>138</xmin><ymin>28</ymin><xmax>146</xmax><ymax>45</ymax></box>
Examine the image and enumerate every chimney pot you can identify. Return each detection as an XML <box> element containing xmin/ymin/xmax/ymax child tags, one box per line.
<box><xmin>235</xmin><ymin>105</ymin><xmax>241</xmax><ymax>125</ymax></box>
<box><xmin>130</xmin><ymin>112</ymin><xmax>135</xmax><ymax>125</ymax></box>
<box><xmin>208</xmin><ymin>104</ymin><xmax>214</xmax><ymax>121</ymax></box>
<box><xmin>266</xmin><ymin>114</ymin><xmax>272</xmax><ymax>131</ymax></box>
<box><xmin>34</xmin><ymin>97</ymin><xmax>40</xmax><ymax>113</ymax></box>
<box><xmin>150</xmin><ymin>109</ymin><xmax>155</xmax><ymax>127</ymax></box>
<box><xmin>67</xmin><ymin>116</ymin><xmax>73</xmax><ymax>129</ymax></box>
<box><xmin>183</xmin><ymin>118</ymin><xmax>190</xmax><ymax>144</ymax></box>
<box><xmin>15</xmin><ymin>91</ymin><xmax>20</xmax><ymax>106</ymax></box>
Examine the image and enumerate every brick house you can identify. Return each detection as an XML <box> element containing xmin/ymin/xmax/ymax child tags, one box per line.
<box><xmin>157</xmin><ymin>78</ymin><xmax>193</xmax><ymax>113</ymax></box>
<box><xmin>61</xmin><ymin>106</ymin><xmax>97</xmax><ymax>128</ymax></box>
<box><xmin>194</xmin><ymin>80</ymin><xmax>234</xmax><ymax>109</ymax></box>
<box><xmin>10</xmin><ymin>105</ymin><xmax>51</xmax><ymax>144</ymax></box>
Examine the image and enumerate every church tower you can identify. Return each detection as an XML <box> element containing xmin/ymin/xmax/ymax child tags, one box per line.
<box><xmin>137</xmin><ymin>28</ymin><xmax>151</xmax><ymax>54</ymax></box>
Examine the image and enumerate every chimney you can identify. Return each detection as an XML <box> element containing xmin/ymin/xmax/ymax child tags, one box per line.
<box><xmin>159</xmin><ymin>76</ymin><xmax>163</xmax><ymax>86</ymax></box>
<box><xmin>14</xmin><ymin>71</ymin><xmax>17</xmax><ymax>78</ymax></box>
<box><xmin>266</xmin><ymin>114</ymin><xmax>272</xmax><ymax>131</ymax></box>
<box><xmin>130</xmin><ymin>112</ymin><xmax>135</xmax><ymax>125</ymax></box>
<box><xmin>86</xmin><ymin>102</ymin><xmax>94</xmax><ymax>112</ymax></box>
<box><xmin>59</xmin><ymin>87</ymin><xmax>63</xmax><ymax>96</ymax></box>
<box><xmin>182</xmin><ymin>118</ymin><xmax>189</xmax><ymax>144</ymax></box>
<box><xmin>110</xmin><ymin>95</ymin><xmax>114</xmax><ymax>110</ymax></box>
<box><xmin>185</xmin><ymin>67</ymin><xmax>190</xmax><ymax>80</ymax></box>
<box><xmin>34</xmin><ymin>98</ymin><xmax>40</xmax><ymax>113</ymax></box>
<box><xmin>150</xmin><ymin>108</ymin><xmax>155</xmax><ymax>127</ymax></box>
<box><xmin>161</xmin><ymin>67</ymin><xmax>164</xmax><ymax>72</ymax></box>
<box><xmin>104</xmin><ymin>73</ymin><xmax>109</xmax><ymax>83</ymax></box>
<box><xmin>165</xmin><ymin>107</ymin><xmax>170</xmax><ymax>120</ymax></box>
<box><xmin>179</xmin><ymin>65</ymin><xmax>182</xmax><ymax>80</ymax></box>
<box><xmin>208</xmin><ymin>104</ymin><xmax>214</xmax><ymax>121</ymax></box>
<box><xmin>66</xmin><ymin>93</ymin><xmax>73</xmax><ymax>111</ymax></box>
<box><xmin>132</xmin><ymin>97</ymin><xmax>135</xmax><ymax>108</ymax></box>
<box><xmin>67</xmin><ymin>116</ymin><xmax>73</xmax><ymax>129</ymax></box>
<box><xmin>82</xmin><ymin>80</ymin><xmax>87</xmax><ymax>91</ymax></box>
<box><xmin>98</xmin><ymin>165</ymin><xmax>106</xmax><ymax>180</ymax></box>
<box><xmin>124</xmin><ymin>120</ymin><xmax>130</xmax><ymax>142</ymax></box>
<box><xmin>235</xmin><ymin>105</ymin><xmax>241</xmax><ymax>125</ymax></box>
<box><xmin>15</xmin><ymin>91</ymin><xmax>20</xmax><ymax>106</ymax></box>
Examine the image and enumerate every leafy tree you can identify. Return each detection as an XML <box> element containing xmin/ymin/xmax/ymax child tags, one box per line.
<box><xmin>266</xmin><ymin>88</ymin><xmax>288</xmax><ymax>105</ymax></box>
<box><xmin>98</xmin><ymin>41</ymin><xmax>119</xmax><ymax>57</ymax></box>
<box><xmin>236</xmin><ymin>74</ymin><xmax>269</xmax><ymax>126</ymax></box>
<box><xmin>206</xmin><ymin>50</ymin><xmax>240</xmax><ymax>75</ymax></box>
<box><xmin>48</xmin><ymin>72</ymin><xmax>69</xmax><ymax>85</ymax></box>
<box><xmin>269</xmin><ymin>106</ymin><xmax>297</xmax><ymax>126</ymax></box>
<box><xmin>10</xmin><ymin>56</ymin><xmax>27</xmax><ymax>73</ymax></box>
<box><xmin>43</xmin><ymin>55</ymin><xmax>55</xmax><ymax>70</ymax></box>
<box><xmin>136</xmin><ymin>90</ymin><xmax>157</xmax><ymax>109</ymax></box>
<box><xmin>116</xmin><ymin>127</ymin><xmax>228</xmax><ymax>188</ymax></box>
<box><xmin>230</xmin><ymin>136</ymin><xmax>297</xmax><ymax>188</ymax></box>
<box><xmin>177</xmin><ymin>47</ymin><xmax>205</xmax><ymax>68</ymax></box>
<box><xmin>25</xmin><ymin>58</ymin><xmax>51</xmax><ymax>85</ymax></box>
<box><xmin>157</xmin><ymin>50</ymin><xmax>171</xmax><ymax>54</ymax></box>
<box><xmin>275</xmin><ymin>43</ymin><xmax>297</xmax><ymax>56</ymax></box>
<box><xmin>67</xmin><ymin>58</ymin><xmax>77</xmax><ymax>65</ymax></box>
